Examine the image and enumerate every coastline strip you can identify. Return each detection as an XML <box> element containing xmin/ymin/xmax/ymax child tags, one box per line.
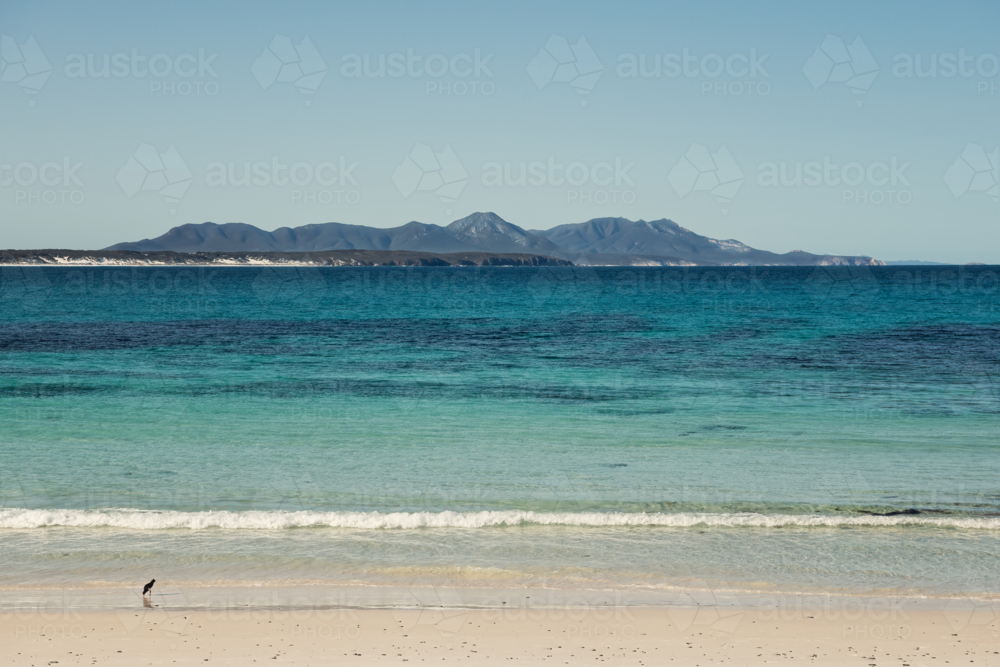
<box><xmin>3</xmin><ymin>508</ymin><xmax>999</xmax><ymax>530</ymax></box>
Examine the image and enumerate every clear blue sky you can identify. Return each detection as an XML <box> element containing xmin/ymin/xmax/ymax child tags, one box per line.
<box><xmin>2</xmin><ymin>0</ymin><xmax>998</xmax><ymax>262</ymax></box>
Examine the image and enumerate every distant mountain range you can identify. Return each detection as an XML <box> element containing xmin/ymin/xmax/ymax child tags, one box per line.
<box><xmin>106</xmin><ymin>212</ymin><xmax>885</xmax><ymax>266</ymax></box>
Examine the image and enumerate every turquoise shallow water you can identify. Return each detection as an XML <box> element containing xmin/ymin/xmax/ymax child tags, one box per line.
<box><xmin>1</xmin><ymin>265</ymin><xmax>998</xmax><ymax>597</ymax></box>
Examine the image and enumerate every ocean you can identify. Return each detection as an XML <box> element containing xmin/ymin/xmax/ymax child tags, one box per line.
<box><xmin>1</xmin><ymin>265</ymin><xmax>998</xmax><ymax>606</ymax></box>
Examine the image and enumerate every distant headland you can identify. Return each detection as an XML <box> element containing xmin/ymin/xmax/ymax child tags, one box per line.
<box><xmin>6</xmin><ymin>212</ymin><xmax>893</xmax><ymax>267</ymax></box>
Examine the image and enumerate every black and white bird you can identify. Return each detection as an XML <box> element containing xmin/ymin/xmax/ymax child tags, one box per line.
<box><xmin>142</xmin><ymin>579</ymin><xmax>156</xmax><ymax>596</ymax></box>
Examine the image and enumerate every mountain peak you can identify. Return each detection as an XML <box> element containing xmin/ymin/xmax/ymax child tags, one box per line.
<box><xmin>445</xmin><ymin>212</ymin><xmax>564</xmax><ymax>254</ymax></box>
<box><xmin>457</xmin><ymin>211</ymin><xmax>505</xmax><ymax>222</ymax></box>
<box><xmin>446</xmin><ymin>211</ymin><xmax>510</xmax><ymax>231</ymax></box>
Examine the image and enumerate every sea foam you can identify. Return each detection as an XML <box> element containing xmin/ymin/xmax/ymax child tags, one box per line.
<box><xmin>1</xmin><ymin>509</ymin><xmax>998</xmax><ymax>530</ymax></box>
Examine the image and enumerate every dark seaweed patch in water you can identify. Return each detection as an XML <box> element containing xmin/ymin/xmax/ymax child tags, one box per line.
<box><xmin>844</xmin><ymin>507</ymin><xmax>966</xmax><ymax>517</ymax></box>
<box><xmin>0</xmin><ymin>382</ymin><xmax>109</xmax><ymax>398</ymax></box>
<box><xmin>819</xmin><ymin>324</ymin><xmax>1000</xmax><ymax>385</ymax></box>
<box><xmin>701</xmin><ymin>425</ymin><xmax>748</xmax><ymax>431</ymax></box>
<box><xmin>0</xmin><ymin>375</ymin><xmax>662</xmax><ymax>404</ymax></box>
<box><xmin>0</xmin><ymin>315</ymin><xmax>651</xmax><ymax>354</ymax></box>
<box><xmin>595</xmin><ymin>406</ymin><xmax>676</xmax><ymax>416</ymax></box>
<box><xmin>858</xmin><ymin>508</ymin><xmax>923</xmax><ymax>516</ymax></box>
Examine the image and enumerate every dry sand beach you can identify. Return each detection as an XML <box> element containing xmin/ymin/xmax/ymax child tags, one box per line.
<box><xmin>2</xmin><ymin>589</ymin><xmax>998</xmax><ymax>666</ymax></box>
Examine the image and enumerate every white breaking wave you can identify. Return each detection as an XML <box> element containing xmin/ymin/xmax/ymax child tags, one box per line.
<box><xmin>1</xmin><ymin>509</ymin><xmax>999</xmax><ymax>531</ymax></box>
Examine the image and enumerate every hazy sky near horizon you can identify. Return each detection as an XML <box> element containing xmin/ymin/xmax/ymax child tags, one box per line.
<box><xmin>2</xmin><ymin>0</ymin><xmax>998</xmax><ymax>262</ymax></box>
